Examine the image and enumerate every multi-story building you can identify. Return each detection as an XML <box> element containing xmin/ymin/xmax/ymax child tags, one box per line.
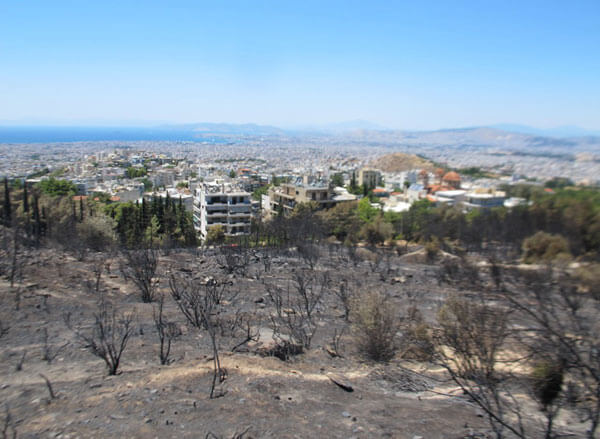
<box><xmin>358</xmin><ymin>168</ymin><xmax>382</xmax><ymax>188</ymax></box>
<box><xmin>268</xmin><ymin>181</ymin><xmax>336</xmax><ymax>215</ymax></box>
<box><xmin>193</xmin><ymin>183</ymin><xmax>252</xmax><ymax>241</ymax></box>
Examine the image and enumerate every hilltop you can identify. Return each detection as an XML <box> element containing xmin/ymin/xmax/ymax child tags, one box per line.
<box><xmin>369</xmin><ymin>152</ymin><xmax>434</xmax><ymax>173</ymax></box>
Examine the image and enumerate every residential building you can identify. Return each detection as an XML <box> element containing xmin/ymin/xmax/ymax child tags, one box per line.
<box><xmin>193</xmin><ymin>183</ymin><xmax>252</xmax><ymax>241</ymax></box>
<box><xmin>358</xmin><ymin>168</ymin><xmax>382</xmax><ymax>188</ymax></box>
<box><xmin>268</xmin><ymin>181</ymin><xmax>336</xmax><ymax>215</ymax></box>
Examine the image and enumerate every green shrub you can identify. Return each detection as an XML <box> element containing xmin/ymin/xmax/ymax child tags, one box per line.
<box><xmin>360</xmin><ymin>217</ymin><xmax>393</xmax><ymax>246</ymax></box>
<box><xmin>522</xmin><ymin>231</ymin><xmax>571</xmax><ymax>263</ymax></box>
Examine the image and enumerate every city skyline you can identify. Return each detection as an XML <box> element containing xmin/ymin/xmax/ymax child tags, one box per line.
<box><xmin>1</xmin><ymin>1</ymin><xmax>599</xmax><ymax>130</ymax></box>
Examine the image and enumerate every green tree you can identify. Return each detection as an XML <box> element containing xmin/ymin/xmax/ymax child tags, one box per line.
<box><xmin>522</xmin><ymin>231</ymin><xmax>571</xmax><ymax>263</ymax></box>
<box><xmin>145</xmin><ymin>215</ymin><xmax>161</xmax><ymax>247</ymax></box>
<box><xmin>252</xmin><ymin>185</ymin><xmax>270</xmax><ymax>201</ymax></box>
<box><xmin>38</xmin><ymin>178</ymin><xmax>77</xmax><ymax>196</ymax></box>
<box><xmin>141</xmin><ymin>177</ymin><xmax>153</xmax><ymax>191</ymax></box>
<box><xmin>319</xmin><ymin>200</ymin><xmax>361</xmax><ymax>242</ymax></box>
<box><xmin>22</xmin><ymin>182</ymin><xmax>29</xmax><ymax>213</ymax></box>
<box><xmin>357</xmin><ymin>197</ymin><xmax>379</xmax><ymax>223</ymax></box>
<box><xmin>125</xmin><ymin>166</ymin><xmax>147</xmax><ymax>179</ymax></box>
<box><xmin>330</xmin><ymin>173</ymin><xmax>344</xmax><ymax>187</ymax></box>
<box><xmin>205</xmin><ymin>225</ymin><xmax>225</xmax><ymax>244</ymax></box>
<box><xmin>361</xmin><ymin>217</ymin><xmax>393</xmax><ymax>246</ymax></box>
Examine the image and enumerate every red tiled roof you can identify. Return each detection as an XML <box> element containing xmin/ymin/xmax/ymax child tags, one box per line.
<box><xmin>442</xmin><ymin>171</ymin><xmax>461</xmax><ymax>182</ymax></box>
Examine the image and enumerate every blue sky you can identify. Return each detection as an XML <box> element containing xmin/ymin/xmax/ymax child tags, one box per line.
<box><xmin>0</xmin><ymin>1</ymin><xmax>599</xmax><ymax>130</ymax></box>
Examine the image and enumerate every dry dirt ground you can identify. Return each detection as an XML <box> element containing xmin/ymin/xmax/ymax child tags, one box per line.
<box><xmin>0</xmin><ymin>246</ymin><xmax>575</xmax><ymax>438</ymax></box>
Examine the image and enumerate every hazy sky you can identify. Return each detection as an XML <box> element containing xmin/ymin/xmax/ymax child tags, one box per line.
<box><xmin>1</xmin><ymin>1</ymin><xmax>599</xmax><ymax>130</ymax></box>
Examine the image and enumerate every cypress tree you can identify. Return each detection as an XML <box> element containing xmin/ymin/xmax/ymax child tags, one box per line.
<box><xmin>41</xmin><ymin>206</ymin><xmax>48</xmax><ymax>237</ymax></box>
<box><xmin>141</xmin><ymin>197</ymin><xmax>148</xmax><ymax>230</ymax></box>
<box><xmin>33</xmin><ymin>194</ymin><xmax>41</xmax><ymax>242</ymax></box>
<box><xmin>23</xmin><ymin>182</ymin><xmax>29</xmax><ymax>213</ymax></box>
<box><xmin>3</xmin><ymin>177</ymin><xmax>12</xmax><ymax>227</ymax></box>
<box><xmin>157</xmin><ymin>196</ymin><xmax>164</xmax><ymax>233</ymax></box>
<box><xmin>79</xmin><ymin>196</ymin><xmax>84</xmax><ymax>222</ymax></box>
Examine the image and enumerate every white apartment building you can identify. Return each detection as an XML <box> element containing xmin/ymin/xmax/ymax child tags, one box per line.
<box><xmin>193</xmin><ymin>183</ymin><xmax>252</xmax><ymax>241</ymax></box>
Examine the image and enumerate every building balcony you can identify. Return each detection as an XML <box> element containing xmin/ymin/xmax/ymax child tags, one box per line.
<box><xmin>228</xmin><ymin>207</ymin><xmax>252</xmax><ymax>215</ymax></box>
<box><xmin>206</xmin><ymin>210</ymin><xmax>228</xmax><ymax>216</ymax></box>
<box><xmin>206</xmin><ymin>202</ymin><xmax>228</xmax><ymax>209</ymax></box>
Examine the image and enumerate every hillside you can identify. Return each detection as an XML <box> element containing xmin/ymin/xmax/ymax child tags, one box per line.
<box><xmin>369</xmin><ymin>152</ymin><xmax>434</xmax><ymax>173</ymax></box>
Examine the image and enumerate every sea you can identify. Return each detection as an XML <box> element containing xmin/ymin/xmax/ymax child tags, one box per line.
<box><xmin>0</xmin><ymin>126</ymin><xmax>229</xmax><ymax>144</ymax></box>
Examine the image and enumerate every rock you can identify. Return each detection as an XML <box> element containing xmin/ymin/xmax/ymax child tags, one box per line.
<box><xmin>109</xmin><ymin>415</ymin><xmax>126</xmax><ymax>420</ymax></box>
<box><xmin>328</xmin><ymin>373</ymin><xmax>354</xmax><ymax>392</ymax></box>
<box><xmin>342</xmin><ymin>411</ymin><xmax>351</xmax><ymax>418</ymax></box>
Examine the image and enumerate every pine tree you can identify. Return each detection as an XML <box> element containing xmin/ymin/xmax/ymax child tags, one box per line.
<box><xmin>145</xmin><ymin>215</ymin><xmax>161</xmax><ymax>248</ymax></box>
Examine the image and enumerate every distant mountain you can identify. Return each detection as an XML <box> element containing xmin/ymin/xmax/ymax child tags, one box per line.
<box><xmin>162</xmin><ymin>122</ymin><xmax>286</xmax><ymax>136</ymax></box>
<box><xmin>288</xmin><ymin>120</ymin><xmax>389</xmax><ymax>133</ymax></box>
<box><xmin>339</xmin><ymin>126</ymin><xmax>600</xmax><ymax>153</ymax></box>
<box><xmin>491</xmin><ymin>124</ymin><xmax>600</xmax><ymax>138</ymax></box>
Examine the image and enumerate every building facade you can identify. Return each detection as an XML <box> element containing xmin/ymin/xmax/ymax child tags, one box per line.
<box><xmin>193</xmin><ymin>183</ymin><xmax>252</xmax><ymax>241</ymax></box>
<box><xmin>358</xmin><ymin>168</ymin><xmax>382</xmax><ymax>188</ymax></box>
<box><xmin>268</xmin><ymin>182</ymin><xmax>336</xmax><ymax>215</ymax></box>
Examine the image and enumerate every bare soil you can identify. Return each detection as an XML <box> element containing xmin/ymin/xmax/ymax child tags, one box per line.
<box><xmin>0</xmin><ymin>245</ymin><xmax>567</xmax><ymax>438</ymax></box>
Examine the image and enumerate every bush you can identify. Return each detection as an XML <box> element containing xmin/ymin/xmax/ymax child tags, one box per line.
<box><xmin>76</xmin><ymin>214</ymin><xmax>117</xmax><ymax>252</ymax></box>
<box><xmin>424</xmin><ymin>237</ymin><xmax>440</xmax><ymax>262</ymax></box>
<box><xmin>352</xmin><ymin>291</ymin><xmax>401</xmax><ymax>362</ymax></box>
<box><xmin>522</xmin><ymin>231</ymin><xmax>571</xmax><ymax>263</ymax></box>
<box><xmin>206</xmin><ymin>225</ymin><xmax>225</xmax><ymax>245</ymax></box>
<box><xmin>360</xmin><ymin>217</ymin><xmax>393</xmax><ymax>246</ymax></box>
<box><xmin>401</xmin><ymin>321</ymin><xmax>434</xmax><ymax>361</ymax></box>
